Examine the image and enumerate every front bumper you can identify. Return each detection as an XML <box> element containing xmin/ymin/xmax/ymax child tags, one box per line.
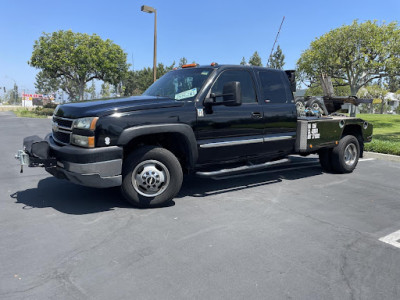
<box><xmin>44</xmin><ymin>134</ymin><xmax>123</xmax><ymax>188</ymax></box>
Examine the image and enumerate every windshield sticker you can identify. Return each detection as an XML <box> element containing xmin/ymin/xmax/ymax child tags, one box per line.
<box><xmin>201</xmin><ymin>71</ymin><xmax>210</xmax><ymax>76</ymax></box>
<box><xmin>175</xmin><ymin>88</ymin><xmax>197</xmax><ymax>100</ymax></box>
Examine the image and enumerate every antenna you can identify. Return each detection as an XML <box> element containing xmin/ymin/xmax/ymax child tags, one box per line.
<box><xmin>267</xmin><ymin>16</ymin><xmax>285</xmax><ymax>67</ymax></box>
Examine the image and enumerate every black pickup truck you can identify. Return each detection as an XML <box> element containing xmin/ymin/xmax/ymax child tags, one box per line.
<box><xmin>16</xmin><ymin>64</ymin><xmax>373</xmax><ymax>207</ymax></box>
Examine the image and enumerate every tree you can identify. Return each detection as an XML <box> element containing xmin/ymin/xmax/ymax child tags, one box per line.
<box><xmin>240</xmin><ymin>57</ymin><xmax>247</xmax><ymax>65</ymax></box>
<box><xmin>384</xmin><ymin>73</ymin><xmax>400</xmax><ymax>92</ymax></box>
<box><xmin>13</xmin><ymin>83</ymin><xmax>19</xmax><ymax>104</ymax></box>
<box><xmin>35</xmin><ymin>71</ymin><xmax>60</xmax><ymax>94</ymax></box>
<box><xmin>29</xmin><ymin>30</ymin><xmax>129</xmax><ymax>101</ymax></box>
<box><xmin>179</xmin><ymin>57</ymin><xmax>188</xmax><ymax>67</ymax></box>
<box><xmin>357</xmin><ymin>85</ymin><xmax>388</xmax><ymax>114</ymax></box>
<box><xmin>267</xmin><ymin>45</ymin><xmax>285</xmax><ymax>69</ymax></box>
<box><xmin>122</xmin><ymin>71</ymin><xmax>139</xmax><ymax>96</ymax></box>
<box><xmin>248</xmin><ymin>51</ymin><xmax>262</xmax><ymax>66</ymax></box>
<box><xmin>297</xmin><ymin>20</ymin><xmax>400</xmax><ymax>95</ymax></box>
<box><xmin>85</xmin><ymin>81</ymin><xmax>97</xmax><ymax>99</ymax></box>
<box><xmin>305</xmin><ymin>81</ymin><xmax>351</xmax><ymax>97</ymax></box>
<box><xmin>100</xmin><ymin>82</ymin><xmax>111</xmax><ymax>98</ymax></box>
<box><xmin>123</xmin><ymin>62</ymin><xmax>175</xmax><ymax>96</ymax></box>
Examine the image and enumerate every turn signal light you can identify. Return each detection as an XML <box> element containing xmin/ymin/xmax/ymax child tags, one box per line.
<box><xmin>88</xmin><ymin>136</ymin><xmax>95</xmax><ymax>148</ymax></box>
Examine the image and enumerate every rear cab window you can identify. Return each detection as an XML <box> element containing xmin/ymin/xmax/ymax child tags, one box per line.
<box><xmin>258</xmin><ymin>70</ymin><xmax>293</xmax><ymax>104</ymax></box>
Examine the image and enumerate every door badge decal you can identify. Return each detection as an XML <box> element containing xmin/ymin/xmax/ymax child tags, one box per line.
<box><xmin>197</xmin><ymin>108</ymin><xmax>204</xmax><ymax>117</ymax></box>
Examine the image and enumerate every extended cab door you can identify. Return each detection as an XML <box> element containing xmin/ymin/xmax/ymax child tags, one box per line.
<box><xmin>195</xmin><ymin>69</ymin><xmax>265</xmax><ymax>165</ymax></box>
<box><xmin>257</xmin><ymin>69</ymin><xmax>297</xmax><ymax>157</ymax></box>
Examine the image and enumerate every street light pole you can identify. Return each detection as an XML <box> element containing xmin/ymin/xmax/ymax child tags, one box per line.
<box><xmin>141</xmin><ymin>5</ymin><xmax>157</xmax><ymax>83</ymax></box>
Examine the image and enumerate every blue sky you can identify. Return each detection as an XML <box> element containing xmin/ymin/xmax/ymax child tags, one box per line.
<box><xmin>1</xmin><ymin>0</ymin><xmax>399</xmax><ymax>94</ymax></box>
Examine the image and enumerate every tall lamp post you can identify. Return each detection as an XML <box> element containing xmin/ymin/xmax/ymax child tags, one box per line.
<box><xmin>141</xmin><ymin>5</ymin><xmax>157</xmax><ymax>83</ymax></box>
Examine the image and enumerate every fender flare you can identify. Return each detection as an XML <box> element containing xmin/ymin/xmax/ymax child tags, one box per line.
<box><xmin>117</xmin><ymin>124</ymin><xmax>198</xmax><ymax>168</ymax></box>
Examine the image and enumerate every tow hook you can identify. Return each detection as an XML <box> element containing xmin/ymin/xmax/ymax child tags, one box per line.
<box><xmin>15</xmin><ymin>150</ymin><xmax>30</xmax><ymax>173</ymax></box>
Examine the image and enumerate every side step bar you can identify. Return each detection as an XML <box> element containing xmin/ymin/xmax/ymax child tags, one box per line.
<box><xmin>196</xmin><ymin>158</ymin><xmax>290</xmax><ymax>178</ymax></box>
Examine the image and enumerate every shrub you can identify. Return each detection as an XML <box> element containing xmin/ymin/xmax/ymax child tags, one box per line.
<box><xmin>34</xmin><ymin>107</ymin><xmax>55</xmax><ymax>116</ymax></box>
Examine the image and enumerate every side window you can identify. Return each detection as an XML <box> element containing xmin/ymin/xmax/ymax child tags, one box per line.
<box><xmin>259</xmin><ymin>71</ymin><xmax>289</xmax><ymax>103</ymax></box>
<box><xmin>210</xmin><ymin>70</ymin><xmax>257</xmax><ymax>104</ymax></box>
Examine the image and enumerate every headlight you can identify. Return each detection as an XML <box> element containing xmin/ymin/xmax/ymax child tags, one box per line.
<box><xmin>71</xmin><ymin>134</ymin><xmax>95</xmax><ymax>148</ymax></box>
<box><xmin>73</xmin><ymin>117</ymin><xmax>98</xmax><ymax>130</ymax></box>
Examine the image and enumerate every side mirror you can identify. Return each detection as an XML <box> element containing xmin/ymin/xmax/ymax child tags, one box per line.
<box><xmin>222</xmin><ymin>81</ymin><xmax>241</xmax><ymax>106</ymax></box>
<box><xmin>203</xmin><ymin>81</ymin><xmax>242</xmax><ymax>108</ymax></box>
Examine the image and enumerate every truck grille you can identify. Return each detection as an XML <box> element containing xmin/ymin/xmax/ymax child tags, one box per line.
<box><xmin>52</xmin><ymin>116</ymin><xmax>74</xmax><ymax>145</ymax></box>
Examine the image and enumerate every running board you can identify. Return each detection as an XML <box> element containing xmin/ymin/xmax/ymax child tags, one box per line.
<box><xmin>195</xmin><ymin>158</ymin><xmax>290</xmax><ymax>178</ymax></box>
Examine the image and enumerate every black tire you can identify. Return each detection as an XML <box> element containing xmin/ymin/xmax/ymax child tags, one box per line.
<box><xmin>296</xmin><ymin>99</ymin><xmax>305</xmax><ymax>110</ymax></box>
<box><xmin>306</xmin><ymin>97</ymin><xmax>329</xmax><ymax>116</ymax></box>
<box><xmin>121</xmin><ymin>146</ymin><xmax>183</xmax><ymax>208</ymax></box>
<box><xmin>318</xmin><ymin>148</ymin><xmax>333</xmax><ymax>172</ymax></box>
<box><xmin>331</xmin><ymin>135</ymin><xmax>360</xmax><ymax>173</ymax></box>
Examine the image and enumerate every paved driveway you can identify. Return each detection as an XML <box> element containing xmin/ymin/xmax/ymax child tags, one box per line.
<box><xmin>1</xmin><ymin>111</ymin><xmax>400</xmax><ymax>299</ymax></box>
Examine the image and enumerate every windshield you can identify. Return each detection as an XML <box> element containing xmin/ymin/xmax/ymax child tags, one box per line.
<box><xmin>143</xmin><ymin>68</ymin><xmax>213</xmax><ymax>101</ymax></box>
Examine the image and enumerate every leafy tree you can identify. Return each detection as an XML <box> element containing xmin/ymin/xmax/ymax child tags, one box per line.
<box><xmin>13</xmin><ymin>83</ymin><xmax>19</xmax><ymax>104</ymax></box>
<box><xmin>29</xmin><ymin>30</ymin><xmax>129</xmax><ymax>101</ymax></box>
<box><xmin>240</xmin><ymin>57</ymin><xmax>247</xmax><ymax>65</ymax></box>
<box><xmin>297</xmin><ymin>20</ymin><xmax>400</xmax><ymax>95</ymax></box>
<box><xmin>357</xmin><ymin>85</ymin><xmax>388</xmax><ymax>114</ymax></box>
<box><xmin>122</xmin><ymin>71</ymin><xmax>138</xmax><ymax>96</ymax></box>
<box><xmin>305</xmin><ymin>79</ymin><xmax>351</xmax><ymax>97</ymax></box>
<box><xmin>85</xmin><ymin>81</ymin><xmax>97</xmax><ymax>99</ymax></box>
<box><xmin>123</xmin><ymin>62</ymin><xmax>175</xmax><ymax>96</ymax></box>
<box><xmin>35</xmin><ymin>71</ymin><xmax>60</xmax><ymax>94</ymax></box>
<box><xmin>248</xmin><ymin>51</ymin><xmax>262</xmax><ymax>66</ymax></box>
<box><xmin>100</xmin><ymin>82</ymin><xmax>111</xmax><ymax>98</ymax></box>
<box><xmin>179</xmin><ymin>57</ymin><xmax>188</xmax><ymax>67</ymax></box>
<box><xmin>384</xmin><ymin>73</ymin><xmax>400</xmax><ymax>92</ymax></box>
<box><xmin>2</xmin><ymin>89</ymin><xmax>17</xmax><ymax>104</ymax></box>
<box><xmin>267</xmin><ymin>45</ymin><xmax>285</xmax><ymax>69</ymax></box>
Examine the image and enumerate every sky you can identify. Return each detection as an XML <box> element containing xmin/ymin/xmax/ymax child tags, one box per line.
<box><xmin>1</xmin><ymin>0</ymin><xmax>400</xmax><ymax>95</ymax></box>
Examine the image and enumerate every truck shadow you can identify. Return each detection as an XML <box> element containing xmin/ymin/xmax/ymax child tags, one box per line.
<box><xmin>11</xmin><ymin>178</ymin><xmax>131</xmax><ymax>214</ymax></box>
<box><xmin>11</xmin><ymin>157</ymin><xmax>323</xmax><ymax>214</ymax></box>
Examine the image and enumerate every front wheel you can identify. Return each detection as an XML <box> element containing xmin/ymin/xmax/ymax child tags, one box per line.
<box><xmin>331</xmin><ymin>135</ymin><xmax>360</xmax><ymax>173</ymax></box>
<box><xmin>121</xmin><ymin>146</ymin><xmax>183</xmax><ymax>208</ymax></box>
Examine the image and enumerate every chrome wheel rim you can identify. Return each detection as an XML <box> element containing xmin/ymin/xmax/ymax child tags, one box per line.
<box><xmin>344</xmin><ymin>143</ymin><xmax>357</xmax><ymax>166</ymax></box>
<box><xmin>132</xmin><ymin>160</ymin><xmax>170</xmax><ymax>197</ymax></box>
<box><xmin>311</xmin><ymin>103</ymin><xmax>320</xmax><ymax>110</ymax></box>
<box><xmin>311</xmin><ymin>102</ymin><xmax>323</xmax><ymax>113</ymax></box>
<box><xmin>296</xmin><ymin>101</ymin><xmax>305</xmax><ymax>110</ymax></box>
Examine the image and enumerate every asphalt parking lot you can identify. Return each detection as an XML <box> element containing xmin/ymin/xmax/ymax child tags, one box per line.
<box><xmin>1</xmin><ymin>111</ymin><xmax>400</xmax><ymax>300</ymax></box>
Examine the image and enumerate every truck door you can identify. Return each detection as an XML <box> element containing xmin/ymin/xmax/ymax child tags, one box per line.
<box><xmin>195</xmin><ymin>69</ymin><xmax>264</xmax><ymax>165</ymax></box>
<box><xmin>257</xmin><ymin>69</ymin><xmax>297</xmax><ymax>157</ymax></box>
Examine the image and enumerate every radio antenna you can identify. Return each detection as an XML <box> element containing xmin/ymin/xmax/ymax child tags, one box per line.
<box><xmin>267</xmin><ymin>16</ymin><xmax>285</xmax><ymax>67</ymax></box>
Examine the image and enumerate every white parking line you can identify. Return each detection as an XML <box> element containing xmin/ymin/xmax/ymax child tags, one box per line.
<box><xmin>379</xmin><ymin>230</ymin><xmax>400</xmax><ymax>248</ymax></box>
<box><xmin>359</xmin><ymin>158</ymin><xmax>376</xmax><ymax>162</ymax></box>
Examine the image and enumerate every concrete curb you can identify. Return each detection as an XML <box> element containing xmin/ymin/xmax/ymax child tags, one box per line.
<box><xmin>364</xmin><ymin>151</ymin><xmax>400</xmax><ymax>162</ymax></box>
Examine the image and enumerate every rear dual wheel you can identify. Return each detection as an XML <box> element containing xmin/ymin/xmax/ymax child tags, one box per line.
<box><xmin>318</xmin><ymin>135</ymin><xmax>360</xmax><ymax>173</ymax></box>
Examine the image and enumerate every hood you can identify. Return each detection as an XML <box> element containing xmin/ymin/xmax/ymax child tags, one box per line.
<box><xmin>54</xmin><ymin>96</ymin><xmax>185</xmax><ymax>119</ymax></box>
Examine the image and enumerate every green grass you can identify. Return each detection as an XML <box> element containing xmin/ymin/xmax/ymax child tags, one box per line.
<box><xmin>358</xmin><ymin>114</ymin><xmax>400</xmax><ymax>156</ymax></box>
<box><xmin>14</xmin><ymin>107</ymin><xmax>54</xmax><ymax>118</ymax></box>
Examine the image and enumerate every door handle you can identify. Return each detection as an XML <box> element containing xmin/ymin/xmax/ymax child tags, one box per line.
<box><xmin>251</xmin><ymin>112</ymin><xmax>263</xmax><ymax>119</ymax></box>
